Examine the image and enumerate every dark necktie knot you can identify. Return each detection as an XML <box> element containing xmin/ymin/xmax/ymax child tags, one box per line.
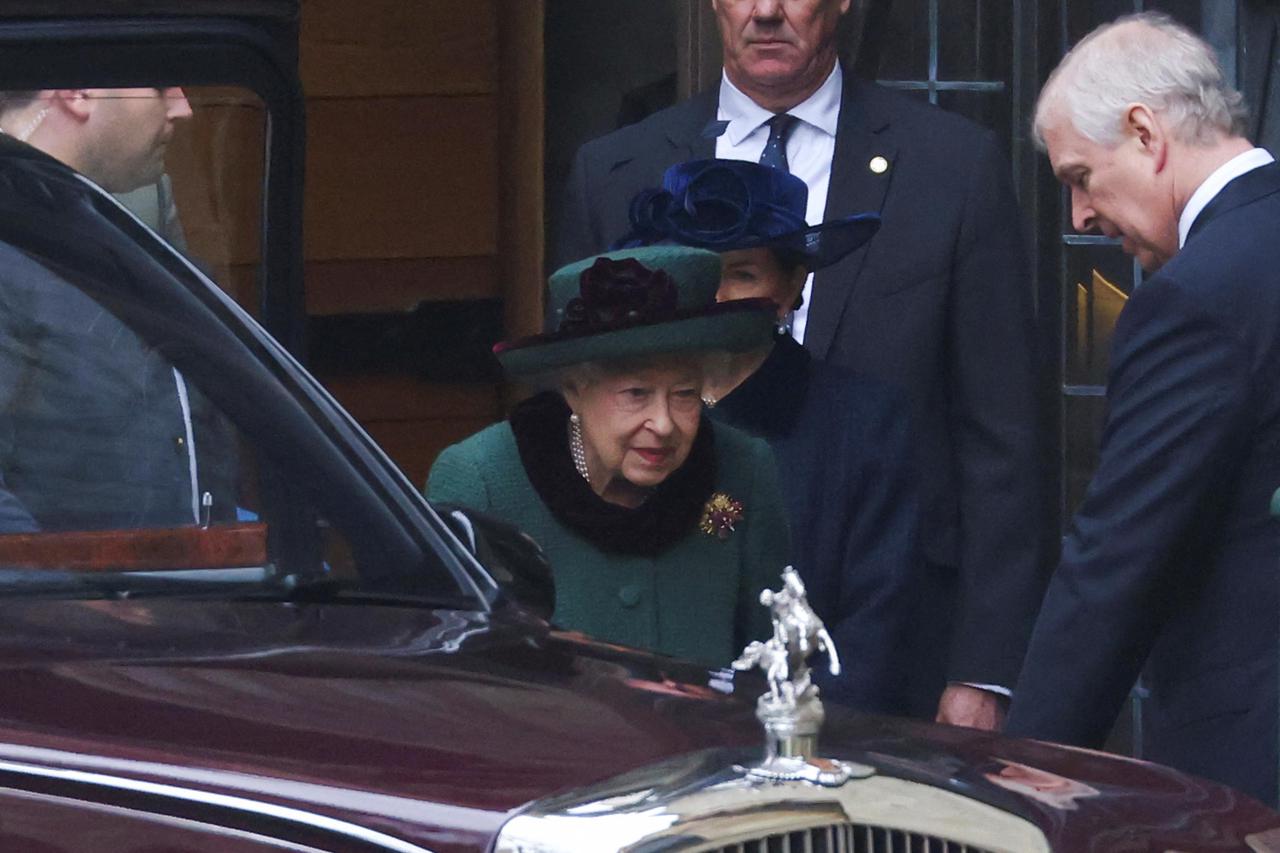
<box><xmin>759</xmin><ymin>114</ymin><xmax>798</xmax><ymax>173</ymax></box>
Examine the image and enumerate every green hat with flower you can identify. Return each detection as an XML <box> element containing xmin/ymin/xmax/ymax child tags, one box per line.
<box><xmin>493</xmin><ymin>245</ymin><xmax>777</xmax><ymax>376</ymax></box>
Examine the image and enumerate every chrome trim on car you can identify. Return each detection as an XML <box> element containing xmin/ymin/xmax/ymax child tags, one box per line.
<box><xmin>493</xmin><ymin>749</ymin><xmax>1050</xmax><ymax>853</ymax></box>
<box><xmin>0</xmin><ymin>757</ymin><xmax>436</xmax><ymax>853</ymax></box>
<box><xmin>700</xmin><ymin>823</ymin><xmax>991</xmax><ymax>853</ymax></box>
<box><xmin>4</xmin><ymin>785</ymin><xmax>333</xmax><ymax>853</ymax></box>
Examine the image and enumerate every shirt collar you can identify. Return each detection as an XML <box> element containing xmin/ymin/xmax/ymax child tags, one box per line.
<box><xmin>1178</xmin><ymin>147</ymin><xmax>1275</xmax><ymax>247</ymax></box>
<box><xmin>718</xmin><ymin>61</ymin><xmax>843</xmax><ymax>146</ymax></box>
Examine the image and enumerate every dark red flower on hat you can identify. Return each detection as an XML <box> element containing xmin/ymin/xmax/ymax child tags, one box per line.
<box><xmin>561</xmin><ymin>256</ymin><xmax>679</xmax><ymax>333</ymax></box>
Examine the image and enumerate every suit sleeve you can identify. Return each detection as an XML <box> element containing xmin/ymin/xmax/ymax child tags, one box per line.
<box><xmin>817</xmin><ymin>389</ymin><xmax>920</xmax><ymax>715</ymax></box>
<box><xmin>736</xmin><ymin>435</ymin><xmax>792</xmax><ymax>648</ymax></box>
<box><xmin>946</xmin><ymin>131</ymin><xmax>1047</xmax><ymax>687</ymax></box>
<box><xmin>425</xmin><ymin>442</ymin><xmax>493</xmax><ymax>514</ymax></box>
<box><xmin>1005</xmin><ymin>277</ymin><xmax>1252</xmax><ymax>746</ymax></box>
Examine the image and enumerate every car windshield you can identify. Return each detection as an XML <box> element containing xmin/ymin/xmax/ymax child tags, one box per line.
<box><xmin>0</xmin><ymin>85</ymin><xmax>470</xmax><ymax>604</ymax></box>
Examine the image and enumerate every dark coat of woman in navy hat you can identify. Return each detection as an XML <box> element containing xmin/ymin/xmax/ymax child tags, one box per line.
<box><xmin>618</xmin><ymin>160</ymin><xmax>921</xmax><ymax>715</ymax></box>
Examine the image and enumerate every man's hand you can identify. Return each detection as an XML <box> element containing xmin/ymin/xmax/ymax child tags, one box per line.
<box><xmin>935</xmin><ymin>684</ymin><xmax>1007</xmax><ymax>731</ymax></box>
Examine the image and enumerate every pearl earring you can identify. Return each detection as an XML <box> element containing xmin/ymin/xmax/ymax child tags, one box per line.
<box><xmin>568</xmin><ymin>412</ymin><xmax>590</xmax><ymax>483</ymax></box>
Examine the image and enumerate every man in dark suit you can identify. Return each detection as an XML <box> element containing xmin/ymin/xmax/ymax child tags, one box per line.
<box><xmin>0</xmin><ymin>88</ymin><xmax>234</xmax><ymax>532</ymax></box>
<box><xmin>1004</xmin><ymin>13</ymin><xmax>1280</xmax><ymax>804</ymax></box>
<box><xmin>557</xmin><ymin>0</ymin><xmax>1043</xmax><ymax>728</ymax></box>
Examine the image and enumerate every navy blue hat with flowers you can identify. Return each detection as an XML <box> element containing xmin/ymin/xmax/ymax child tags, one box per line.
<box><xmin>614</xmin><ymin>159</ymin><xmax>880</xmax><ymax>270</ymax></box>
<box><xmin>494</xmin><ymin>245</ymin><xmax>777</xmax><ymax>376</ymax></box>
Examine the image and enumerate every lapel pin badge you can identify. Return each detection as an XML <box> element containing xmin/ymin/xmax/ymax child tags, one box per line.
<box><xmin>869</xmin><ymin>155</ymin><xmax>889</xmax><ymax>175</ymax></box>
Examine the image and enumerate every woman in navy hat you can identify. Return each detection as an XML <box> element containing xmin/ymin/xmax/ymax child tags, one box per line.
<box><xmin>617</xmin><ymin>160</ymin><xmax>921</xmax><ymax>715</ymax></box>
<box><xmin>427</xmin><ymin>245</ymin><xmax>790</xmax><ymax>667</ymax></box>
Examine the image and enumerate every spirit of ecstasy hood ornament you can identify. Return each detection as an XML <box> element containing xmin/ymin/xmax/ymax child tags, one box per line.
<box><xmin>732</xmin><ymin>567</ymin><xmax>874</xmax><ymax>787</ymax></box>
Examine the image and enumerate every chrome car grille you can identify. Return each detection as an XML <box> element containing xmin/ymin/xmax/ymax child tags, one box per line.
<box><xmin>713</xmin><ymin>824</ymin><xmax>992</xmax><ymax>853</ymax></box>
<box><xmin>493</xmin><ymin>749</ymin><xmax>1049</xmax><ymax>853</ymax></box>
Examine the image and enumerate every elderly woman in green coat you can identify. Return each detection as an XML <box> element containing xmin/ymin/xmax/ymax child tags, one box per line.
<box><xmin>427</xmin><ymin>246</ymin><xmax>789</xmax><ymax>667</ymax></box>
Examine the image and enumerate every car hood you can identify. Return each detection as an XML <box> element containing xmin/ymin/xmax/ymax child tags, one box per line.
<box><xmin>0</xmin><ymin>597</ymin><xmax>1274</xmax><ymax>852</ymax></box>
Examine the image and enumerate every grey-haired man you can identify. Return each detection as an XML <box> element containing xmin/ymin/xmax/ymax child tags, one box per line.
<box><xmin>1006</xmin><ymin>12</ymin><xmax>1280</xmax><ymax>804</ymax></box>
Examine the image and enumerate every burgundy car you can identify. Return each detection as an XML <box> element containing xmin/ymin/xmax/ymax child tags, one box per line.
<box><xmin>0</xmin><ymin>4</ymin><xmax>1274</xmax><ymax>852</ymax></box>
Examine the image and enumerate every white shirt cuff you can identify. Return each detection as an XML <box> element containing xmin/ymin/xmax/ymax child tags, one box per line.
<box><xmin>959</xmin><ymin>681</ymin><xmax>1012</xmax><ymax>698</ymax></box>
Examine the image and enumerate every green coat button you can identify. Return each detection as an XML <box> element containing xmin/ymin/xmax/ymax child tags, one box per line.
<box><xmin>617</xmin><ymin>585</ymin><xmax>642</xmax><ymax>608</ymax></box>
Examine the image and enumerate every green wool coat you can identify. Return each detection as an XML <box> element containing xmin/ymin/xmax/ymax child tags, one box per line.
<box><xmin>426</xmin><ymin>419</ymin><xmax>790</xmax><ymax>667</ymax></box>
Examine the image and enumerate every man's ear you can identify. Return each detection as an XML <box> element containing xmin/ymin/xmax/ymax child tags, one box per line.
<box><xmin>51</xmin><ymin>89</ymin><xmax>92</xmax><ymax>123</ymax></box>
<box><xmin>1125</xmin><ymin>103</ymin><xmax>1167</xmax><ymax>170</ymax></box>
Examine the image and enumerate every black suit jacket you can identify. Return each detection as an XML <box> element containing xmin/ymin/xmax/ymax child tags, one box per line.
<box><xmin>0</xmin><ymin>240</ymin><xmax>235</xmax><ymax>533</ymax></box>
<box><xmin>557</xmin><ymin>70</ymin><xmax>1044</xmax><ymax>689</ymax></box>
<box><xmin>1006</xmin><ymin>163</ymin><xmax>1280</xmax><ymax>805</ymax></box>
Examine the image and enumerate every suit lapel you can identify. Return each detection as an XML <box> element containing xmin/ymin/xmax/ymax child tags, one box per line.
<box><xmin>591</xmin><ymin>93</ymin><xmax>717</xmax><ymax>252</ymax></box>
<box><xmin>804</xmin><ymin>75</ymin><xmax>896</xmax><ymax>360</ymax></box>
<box><xmin>597</xmin><ymin>91</ymin><xmax>717</xmax><ymax>182</ymax></box>
<box><xmin>663</xmin><ymin>89</ymin><xmax>718</xmax><ymax>161</ymax></box>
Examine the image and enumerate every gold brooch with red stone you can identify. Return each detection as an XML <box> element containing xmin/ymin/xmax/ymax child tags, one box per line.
<box><xmin>700</xmin><ymin>492</ymin><xmax>743</xmax><ymax>540</ymax></box>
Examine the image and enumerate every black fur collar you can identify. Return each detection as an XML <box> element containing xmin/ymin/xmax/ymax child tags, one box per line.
<box><xmin>508</xmin><ymin>392</ymin><xmax>716</xmax><ymax>556</ymax></box>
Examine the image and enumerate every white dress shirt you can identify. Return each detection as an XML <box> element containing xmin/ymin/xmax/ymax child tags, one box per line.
<box><xmin>716</xmin><ymin>63</ymin><xmax>842</xmax><ymax>343</ymax></box>
<box><xmin>1178</xmin><ymin>147</ymin><xmax>1275</xmax><ymax>248</ymax></box>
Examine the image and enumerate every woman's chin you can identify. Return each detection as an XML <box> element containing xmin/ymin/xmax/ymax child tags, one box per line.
<box><xmin>619</xmin><ymin>461</ymin><xmax>680</xmax><ymax>489</ymax></box>
<box><xmin>621</xmin><ymin>467</ymin><xmax>672</xmax><ymax>490</ymax></box>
